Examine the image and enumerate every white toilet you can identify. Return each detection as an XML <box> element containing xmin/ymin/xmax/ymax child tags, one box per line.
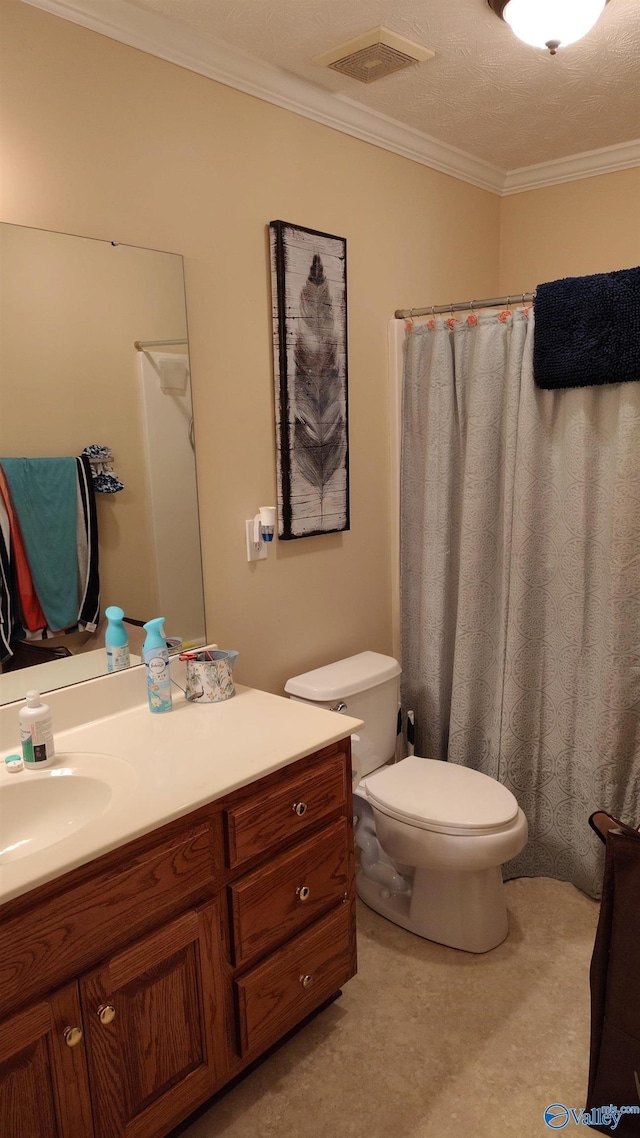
<box><xmin>285</xmin><ymin>651</ymin><xmax>528</xmax><ymax>953</ymax></box>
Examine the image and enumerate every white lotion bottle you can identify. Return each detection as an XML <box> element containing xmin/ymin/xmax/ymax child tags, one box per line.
<box><xmin>19</xmin><ymin>690</ymin><xmax>56</xmax><ymax>768</ymax></box>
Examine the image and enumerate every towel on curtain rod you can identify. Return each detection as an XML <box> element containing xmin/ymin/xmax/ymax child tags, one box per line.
<box><xmin>533</xmin><ymin>265</ymin><xmax>640</xmax><ymax>390</ymax></box>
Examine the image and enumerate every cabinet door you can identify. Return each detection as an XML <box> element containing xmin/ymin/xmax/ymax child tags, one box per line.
<box><xmin>80</xmin><ymin>903</ymin><xmax>225</xmax><ymax>1138</ymax></box>
<box><xmin>0</xmin><ymin>981</ymin><xmax>94</xmax><ymax>1138</ymax></box>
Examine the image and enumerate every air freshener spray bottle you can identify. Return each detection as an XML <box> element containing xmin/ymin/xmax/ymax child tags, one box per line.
<box><xmin>105</xmin><ymin>605</ymin><xmax>130</xmax><ymax>672</ymax></box>
<box><xmin>142</xmin><ymin>617</ymin><xmax>172</xmax><ymax>713</ymax></box>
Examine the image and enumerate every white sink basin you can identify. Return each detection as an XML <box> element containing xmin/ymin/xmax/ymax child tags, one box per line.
<box><xmin>0</xmin><ymin>752</ymin><xmax>137</xmax><ymax>864</ymax></box>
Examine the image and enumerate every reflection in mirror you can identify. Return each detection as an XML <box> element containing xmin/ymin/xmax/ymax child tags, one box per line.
<box><xmin>0</xmin><ymin>224</ymin><xmax>206</xmax><ymax>705</ymax></box>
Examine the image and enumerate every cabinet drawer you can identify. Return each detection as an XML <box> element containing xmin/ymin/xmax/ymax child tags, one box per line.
<box><xmin>224</xmin><ymin>753</ymin><xmax>347</xmax><ymax>868</ymax></box>
<box><xmin>230</xmin><ymin>819</ymin><xmax>349</xmax><ymax>965</ymax></box>
<box><xmin>235</xmin><ymin>902</ymin><xmax>355</xmax><ymax>1057</ymax></box>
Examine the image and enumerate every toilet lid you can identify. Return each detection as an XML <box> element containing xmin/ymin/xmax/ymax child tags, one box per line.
<box><xmin>365</xmin><ymin>756</ymin><xmax>519</xmax><ymax>835</ymax></box>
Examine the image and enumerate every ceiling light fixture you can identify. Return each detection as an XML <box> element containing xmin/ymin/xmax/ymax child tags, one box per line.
<box><xmin>487</xmin><ymin>0</ymin><xmax>609</xmax><ymax>55</ymax></box>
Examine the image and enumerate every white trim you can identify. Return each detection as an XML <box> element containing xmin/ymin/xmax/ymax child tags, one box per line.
<box><xmin>330</xmin><ymin>96</ymin><xmax>505</xmax><ymax>193</ymax></box>
<box><xmin>503</xmin><ymin>138</ymin><xmax>640</xmax><ymax>195</ymax></box>
<box><xmin>21</xmin><ymin>0</ymin><xmax>640</xmax><ymax>197</ymax></box>
<box><xmin>388</xmin><ymin>319</ymin><xmax>405</xmax><ymax>665</ymax></box>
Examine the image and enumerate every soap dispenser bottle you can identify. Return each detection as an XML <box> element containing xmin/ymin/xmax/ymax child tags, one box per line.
<box><xmin>105</xmin><ymin>606</ymin><xmax>130</xmax><ymax>672</ymax></box>
<box><xmin>19</xmin><ymin>690</ymin><xmax>56</xmax><ymax>767</ymax></box>
<box><xmin>142</xmin><ymin>617</ymin><xmax>173</xmax><ymax>713</ymax></box>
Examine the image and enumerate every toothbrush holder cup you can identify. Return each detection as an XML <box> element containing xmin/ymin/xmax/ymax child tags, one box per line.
<box><xmin>184</xmin><ymin>650</ymin><xmax>239</xmax><ymax>703</ymax></box>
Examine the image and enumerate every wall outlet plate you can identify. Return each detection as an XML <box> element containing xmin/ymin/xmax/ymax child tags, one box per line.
<box><xmin>246</xmin><ymin>519</ymin><xmax>268</xmax><ymax>562</ymax></box>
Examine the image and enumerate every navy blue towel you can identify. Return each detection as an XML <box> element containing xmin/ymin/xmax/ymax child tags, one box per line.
<box><xmin>533</xmin><ymin>266</ymin><xmax>640</xmax><ymax>390</ymax></box>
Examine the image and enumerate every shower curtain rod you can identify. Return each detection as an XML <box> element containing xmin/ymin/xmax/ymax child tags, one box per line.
<box><xmin>134</xmin><ymin>338</ymin><xmax>188</xmax><ymax>351</ymax></box>
<box><xmin>394</xmin><ymin>292</ymin><xmax>536</xmax><ymax>320</ymax></box>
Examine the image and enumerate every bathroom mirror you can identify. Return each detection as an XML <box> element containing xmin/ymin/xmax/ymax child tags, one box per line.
<box><xmin>0</xmin><ymin>223</ymin><xmax>206</xmax><ymax>705</ymax></box>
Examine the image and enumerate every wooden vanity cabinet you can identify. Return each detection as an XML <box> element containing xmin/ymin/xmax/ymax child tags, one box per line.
<box><xmin>0</xmin><ymin>738</ymin><xmax>356</xmax><ymax>1138</ymax></box>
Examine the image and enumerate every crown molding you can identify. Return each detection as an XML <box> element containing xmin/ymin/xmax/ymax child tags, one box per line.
<box><xmin>503</xmin><ymin>138</ymin><xmax>640</xmax><ymax>195</ymax></box>
<box><xmin>20</xmin><ymin>0</ymin><xmax>640</xmax><ymax>198</ymax></box>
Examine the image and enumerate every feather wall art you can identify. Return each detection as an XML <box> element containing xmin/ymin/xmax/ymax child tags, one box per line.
<box><xmin>270</xmin><ymin>221</ymin><xmax>349</xmax><ymax>539</ymax></box>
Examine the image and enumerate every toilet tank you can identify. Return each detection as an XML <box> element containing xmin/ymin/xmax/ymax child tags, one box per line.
<box><xmin>285</xmin><ymin>652</ymin><xmax>401</xmax><ymax>778</ymax></box>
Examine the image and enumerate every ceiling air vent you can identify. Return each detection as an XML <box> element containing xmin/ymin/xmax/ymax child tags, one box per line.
<box><xmin>313</xmin><ymin>27</ymin><xmax>435</xmax><ymax>84</ymax></box>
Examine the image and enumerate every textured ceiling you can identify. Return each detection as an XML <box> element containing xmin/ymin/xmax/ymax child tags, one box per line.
<box><xmin>125</xmin><ymin>0</ymin><xmax>640</xmax><ymax>169</ymax></box>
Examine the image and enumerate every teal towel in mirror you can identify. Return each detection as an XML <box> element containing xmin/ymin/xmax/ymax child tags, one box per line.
<box><xmin>1</xmin><ymin>457</ymin><xmax>78</xmax><ymax>632</ymax></box>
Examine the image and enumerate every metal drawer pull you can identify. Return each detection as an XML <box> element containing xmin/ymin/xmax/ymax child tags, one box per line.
<box><xmin>299</xmin><ymin>974</ymin><xmax>314</xmax><ymax>989</ymax></box>
<box><xmin>97</xmin><ymin>1004</ymin><xmax>116</xmax><ymax>1025</ymax></box>
<box><xmin>63</xmin><ymin>1026</ymin><xmax>83</xmax><ymax>1047</ymax></box>
<box><xmin>296</xmin><ymin>885</ymin><xmax>311</xmax><ymax>902</ymax></box>
<box><xmin>292</xmin><ymin>802</ymin><xmax>307</xmax><ymax>817</ymax></box>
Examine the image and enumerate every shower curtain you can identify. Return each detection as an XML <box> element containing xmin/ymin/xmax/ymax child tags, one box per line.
<box><xmin>401</xmin><ymin>308</ymin><xmax>640</xmax><ymax>898</ymax></box>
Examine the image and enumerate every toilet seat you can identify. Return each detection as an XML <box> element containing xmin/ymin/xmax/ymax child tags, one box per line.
<box><xmin>364</xmin><ymin>756</ymin><xmax>519</xmax><ymax>837</ymax></box>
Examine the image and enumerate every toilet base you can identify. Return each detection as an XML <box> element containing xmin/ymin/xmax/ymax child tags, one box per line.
<box><xmin>356</xmin><ymin>863</ymin><xmax>509</xmax><ymax>953</ymax></box>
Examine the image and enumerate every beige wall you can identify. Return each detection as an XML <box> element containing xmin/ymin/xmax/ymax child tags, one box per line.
<box><xmin>0</xmin><ymin>0</ymin><xmax>500</xmax><ymax>694</ymax></box>
<box><xmin>5</xmin><ymin>3</ymin><xmax>636</xmax><ymax>697</ymax></box>
<box><xmin>500</xmin><ymin>169</ymin><xmax>640</xmax><ymax>293</ymax></box>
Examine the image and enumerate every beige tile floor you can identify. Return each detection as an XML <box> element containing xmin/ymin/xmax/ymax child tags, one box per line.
<box><xmin>178</xmin><ymin>879</ymin><xmax>599</xmax><ymax>1138</ymax></box>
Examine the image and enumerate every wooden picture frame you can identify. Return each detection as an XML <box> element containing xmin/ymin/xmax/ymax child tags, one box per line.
<box><xmin>269</xmin><ymin>220</ymin><xmax>349</xmax><ymax>540</ymax></box>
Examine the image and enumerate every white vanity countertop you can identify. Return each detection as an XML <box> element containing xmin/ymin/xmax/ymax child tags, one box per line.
<box><xmin>0</xmin><ymin>669</ymin><xmax>362</xmax><ymax>906</ymax></box>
